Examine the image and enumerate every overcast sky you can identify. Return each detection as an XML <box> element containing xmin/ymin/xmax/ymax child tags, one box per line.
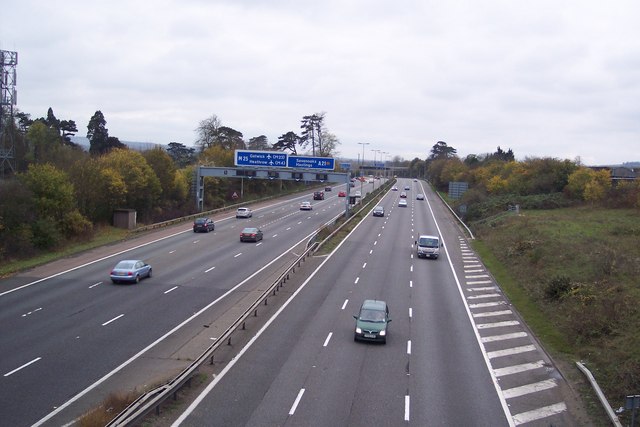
<box><xmin>2</xmin><ymin>0</ymin><xmax>639</xmax><ymax>165</ymax></box>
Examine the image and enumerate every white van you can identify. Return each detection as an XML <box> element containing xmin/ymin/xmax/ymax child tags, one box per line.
<box><xmin>415</xmin><ymin>235</ymin><xmax>441</xmax><ymax>259</ymax></box>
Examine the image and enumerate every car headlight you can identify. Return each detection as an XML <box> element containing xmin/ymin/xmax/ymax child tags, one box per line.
<box><xmin>379</xmin><ymin>330</ymin><xmax>386</xmax><ymax>336</ymax></box>
<box><xmin>355</xmin><ymin>327</ymin><xmax>362</xmax><ymax>334</ymax></box>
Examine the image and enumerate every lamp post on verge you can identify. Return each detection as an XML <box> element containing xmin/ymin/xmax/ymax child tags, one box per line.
<box><xmin>357</xmin><ymin>142</ymin><xmax>369</xmax><ymax>176</ymax></box>
<box><xmin>371</xmin><ymin>149</ymin><xmax>380</xmax><ymax>190</ymax></box>
<box><xmin>381</xmin><ymin>152</ymin><xmax>389</xmax><ymax>180</ymax></box>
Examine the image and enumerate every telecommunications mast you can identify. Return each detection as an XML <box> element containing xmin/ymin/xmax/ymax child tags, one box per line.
<box><xmin>0</xmin><ymin>49</ymin><xmax>18</xmax><ymax>178</ymax></box>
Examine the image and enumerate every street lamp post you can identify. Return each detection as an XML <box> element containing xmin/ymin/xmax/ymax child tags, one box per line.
<box><xmin>381</xmin><ymin>152</ymin><xmax>388</xmax><ymax>180</ymax></box>
<box><xmin>357</xmin><ymin>142</ymin><xmax>370</xmax><ymax>176</ymax></box>
<box><xmin>371</xmin><ymin>149</ymin><xmax>380</xmax><ymax>190</ymax></box>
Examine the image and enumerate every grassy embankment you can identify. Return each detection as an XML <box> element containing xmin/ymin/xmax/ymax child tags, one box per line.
<box><xmin>470</xmin><ymin>206</ymin><xmax>640</xmax><ymax>419</ymax></box>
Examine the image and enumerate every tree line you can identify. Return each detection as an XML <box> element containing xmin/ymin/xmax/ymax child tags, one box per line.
<box><xmin>404</xmin><ymin>141</ymin><xmax>640</xmax><ymax>222</ymax></box>
<box><xmin>0</xmin><ymin>109</ymin><xmax>340</xmax><ymax>261</ymax></box>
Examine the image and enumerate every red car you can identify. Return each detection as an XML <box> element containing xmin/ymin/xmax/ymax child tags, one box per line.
<box><xmin>338</xmin><ymin>191</ymin><xmax>347</xmax><ymax>197</ymax></box>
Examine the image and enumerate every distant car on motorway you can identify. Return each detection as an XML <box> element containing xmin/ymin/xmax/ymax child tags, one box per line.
<box><xmin>353</xmin><ymin>299</ymin><xmax>391</xmax><ymax>344</ymax></box>
<box><xmin>392</xmin><ymin>186</ymin><xmax>398</xmax><ymax>191</ymax></box>
<box><xmin>300</xmin><ymin>201</ymin><xmax>313</xmax><ymax>210</ymax></box>
<box><xmin>325</xmin><ymin>186</ymin><xmax>332</xmax><ymax>192</ymax></box>
<box><xmin>400</xmin><ymin>192</ymin><xmax>407</xmax><ymax>198</ymax></box>
<box><xmin>338</xmin><ymin>191</ymin><xmax>347</xmax><ymax>197</ymax></box>
<box><xmin>193</xmin><ymin>217</ymin><xmax>215</xmax><ymax>233</ymax></box>
<box><xmin>110</xmin><ymin>260</ymin><xmax>152</xmax><ymax>284</ymax></box>
<box><xmin>416</xmin><ymin>194</ymin><xmax>425</xmax><ymax>200</ymax></box>
<box><xmin>398</xmin><ymin>199</ymin><xmax>408</xmax><ymax>207</ymax></box>
<box><xmin>236</xmin><ymin>207</ymin><xmax>253</xmax><ymax>218</ymax></box>
<box><xmin>404</xmin><ymin>186</ymin><xmax>410</xmax><ymax>191</ymax></box>
<box><xmin>413</xmin><ymin>179</ymin><xmax>417</xmax><ymax>182</ymax></box>
<box><xmin>372</xmin><ymin>206</ymin><xmax>384</xmax><ymax>217</ymax></box>
<box><xmin>240</xmin><ymin>227</ymin><xmax>263</xmax><ymax>242</ymax></box>
<box><xmin>313</xmin><ymin>191</ymin><xmax>325</xmax><ymax>200</ymax></box>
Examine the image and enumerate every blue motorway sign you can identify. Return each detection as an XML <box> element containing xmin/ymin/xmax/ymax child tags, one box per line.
<box><xmin>235</xmin><ymin>150</ymin><xmax>287</xmax><ymax>167</ymax></box>
<box><xmin>287</xmin><ymin>156</ymin><xmax>335</xmax><ymax>170</ymax></box>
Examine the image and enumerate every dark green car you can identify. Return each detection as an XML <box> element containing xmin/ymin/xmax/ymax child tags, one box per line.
<box><xmin>353</xmin><ymin>300</ymin><xmax>391</xmax><ymax>344</ymax></box>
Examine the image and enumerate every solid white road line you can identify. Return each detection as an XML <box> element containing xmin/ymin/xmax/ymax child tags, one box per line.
<box><xmin>164</xmin><ymin>286</ymin><xmax>179</xmax><ymax>294</ymax></box>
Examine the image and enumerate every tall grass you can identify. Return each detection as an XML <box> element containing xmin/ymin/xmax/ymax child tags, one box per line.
<box><xmin>472</xmin><ymin>207</ymin><xmax>640</xmax><ymax>406</ymax></box>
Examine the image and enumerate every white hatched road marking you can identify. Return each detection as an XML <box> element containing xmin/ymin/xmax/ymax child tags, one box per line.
<box><xmin>455</xmin><ymin>241</ymin><xmax>569</xmax><ymax>425</ymax></box>
<box><xmin>477</xmin><ymin>320</ymin><xmax>520</xmax><ymax>329</ymax></box>
<box><xmin>481</xmin><ymin>332</ymin><xmax>528</xmax><ymax>343</ymax></box>
<box><xmin>473</xmin><ymin>310</ymin><xmax>513</xmax><ymax>318</ymax></box>
<box><xmin>469</xmin><ymin>301</ymin><xmax>506</xmax><ymax>308</ymax></box>
<box><xmin>512</xmin><ymin>402</ymin><xmax>567</xmax><ymax>425</ymax></box>
<box><xmin>502</xmin><ymin>379</ymin><xmax>557</xmax><ymax>399</ymax></box>
<box><xmin>469</xmin><ymin>286</ymin><xmax>497</xmax><ymax>291</ymax></box>
<box><xmin>467</xmin><ymin>293</ymin><xmax>502</xmax><ymax>300</ymax></box>
<box><xmin>487</xmin><ymin>345</ymin><xmax>536</xmax><ymax>359</ymax></box>
<box><xmin>494</xmin><ymin>361</ymin><xmax>545</xmax><ymax>377</ymax></box>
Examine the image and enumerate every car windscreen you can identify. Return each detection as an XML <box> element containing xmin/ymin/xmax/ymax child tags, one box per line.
<box><xmin>195</xmin><ymin>218</ymin><xmax>206</xmax><ymax>224</ymax></box>
<box><xmin>115</xmin><ymin>261</ymin><xmax>136</xmax><ymax>269</ymax></box>
<box><xmin>359</xmin><ymin>309</ymin><xmax>386</xmax><ymax>322</ymax></box>
<box><xmin>418</xmin><ymin>237</ymin><xmax>439</xmax><ymax>248</ymax></box>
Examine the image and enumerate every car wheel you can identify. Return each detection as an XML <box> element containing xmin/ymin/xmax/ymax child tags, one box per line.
<box><xmin>111</xmin><ymin>279</ymin><xmax>118</xmax><ymax>284</ymax></box>
<box><xmin>135</xmin><ymin>275</ymin><xmax>140</xmax><ymax>284</ymax></box>
<box><xmin>147</xmin><ymin>268</ymin><xmax>152</xmax><ymax>278</ymax></box>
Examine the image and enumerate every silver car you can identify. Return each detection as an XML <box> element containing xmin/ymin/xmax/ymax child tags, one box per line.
<box><xmin>110</xmin><ymin>260</ymin><xmax>152</xmax><ymax>284</ymax></box>
<box><xmin>236</xmin><ymin>207</ymin><xmax>253</xmax><ymax>218</ymax></box>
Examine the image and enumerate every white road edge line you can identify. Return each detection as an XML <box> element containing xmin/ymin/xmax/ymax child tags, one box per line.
<box><xmin>422</xmin><ymin>186</ymin><xmax>516</xmax><ymax>427</ymax></box>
